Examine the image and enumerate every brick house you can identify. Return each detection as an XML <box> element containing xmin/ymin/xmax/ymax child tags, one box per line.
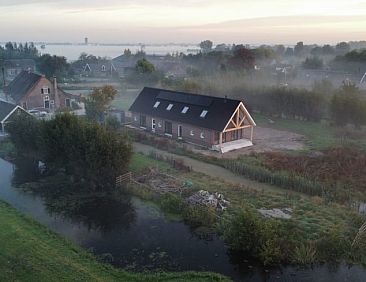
<box><xmin>4</xmin><ymin>71</ymin><xmax>79</xmax><ymax>111</ymax></box>
<box><xmin>128</xmin><ymin>87</ymin><xmax>256</xmax><ymax>153</ymax></box>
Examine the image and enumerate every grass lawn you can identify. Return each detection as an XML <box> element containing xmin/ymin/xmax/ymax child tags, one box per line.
<box><xmin>111</xmin><ymin>97</ymin><xmax>135</xmax><ymax>111</ymax></box>
<box><xmin>253</xmin><ymin>113</ymin><xmax>366</xmax><ymax>151</ymax></box>
<box><xmin>129</xmin><ymin>152</ymin><xmax>171</xmax><ymax>173</ymax></box>
<box><xmin>0</xmin><ymin>200</ymin><xmax>229</xmax><ymax>282</ymax></box>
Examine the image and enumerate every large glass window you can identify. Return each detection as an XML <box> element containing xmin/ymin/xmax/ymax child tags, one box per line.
<box><xmin>140</xmin><ymin>115</ymin><xmax>146</xmax><ymax>127</ymax></box>
<box><xmin>164</xmin><ymin>121</ymin><xmax>172</xmax><ymax>134</ymax></box>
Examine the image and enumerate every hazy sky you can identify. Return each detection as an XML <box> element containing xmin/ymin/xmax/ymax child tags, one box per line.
<box><xmin>0</xmin><ymin>0</ymin><xmax>366</xmax><ymax>44</ymax></box>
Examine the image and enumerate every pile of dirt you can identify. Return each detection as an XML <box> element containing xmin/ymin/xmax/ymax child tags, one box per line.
<box><xmin>263</xmin><ymin>147</ymin><xmax>366</xmax><ymax>190</ymax></box>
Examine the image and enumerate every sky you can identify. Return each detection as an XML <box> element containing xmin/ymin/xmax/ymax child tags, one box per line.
<box><xmin>0</xmin><ymin>0</ymin><xmax>366</xmax><ymax>44</ymax></box>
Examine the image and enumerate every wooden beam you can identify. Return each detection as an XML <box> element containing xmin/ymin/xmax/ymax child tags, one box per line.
<box><xmin>224</xmin><ymin>124</ymin><xmax>252</xmax><ymax>133</ymax></box>
<box><xmin>219</xmin><ymin>132</ymin><xmax>222</xmax><ymax>145</ymax></box>
<box><xmin>250</xmin><ymin>126</ymin><xmax>254</xmax><ymax>142</ymax></box>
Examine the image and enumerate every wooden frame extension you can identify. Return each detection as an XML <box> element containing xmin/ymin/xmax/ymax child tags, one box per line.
<box><xmin>219</xmin><ymin>102</ymin><xmax>256</xmax><ymax>144</ymax></box>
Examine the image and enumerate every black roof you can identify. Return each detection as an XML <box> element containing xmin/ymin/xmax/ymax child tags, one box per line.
<box><xmin>5</xmin><ymin>71</ymin><xmax>42</xmax><ymax>102</ymax></box>
<box><xmin>129</xmin><ymin>87</ymin><xmax>242</xmax><ymax>131</ymax></box>
<box><xmin>0</xmin><ymin>100</ymin><xmax>17</xmax><ymax>122</ymax></box>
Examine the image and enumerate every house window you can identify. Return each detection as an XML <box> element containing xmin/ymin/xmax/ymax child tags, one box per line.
<box><xmin>200</xmin><ymin>110</ymin><xmax>208</xmax><ymax>118</ymax></box>
<box><xmin>164</xmin><ymin>121</ymin><xmax>172</xmax><ymax>134</ymax></box>
<box><xmin>140</xmin><ymin>115</ymin><xmax>146</xmax><ymax>127</ymax></box>
<box><xmin>181</xmin><ymin>106</ymin><xmax>189</xmax><ymax>114</ymax></box>
<box><xmin>101</xmin><ymin>65</ymin><xmax>106</xmax><ymax>71</ymax></box>
<box><xmin>41</xmin><ymin>87</ymin><xmax>50</xmax><ymax>94</ymax></box>
<box><xmin>158</xmin><ymin>121</ymin><xmax>162</xmax><ymax>128</ymax></box>
<box><xmin>44</xmin><ymin>96</ymin><xmax>50</xmax><ymax>108</ymax></box>
<box><xmin>153</xmin><ymin>101</ymin><xmax>160</xmax><ymax>108</ymax></box>
<box><xmin>190</xmin><ymin>130</ymin><xmax>194</xmax><ymax>136</ymax></box>
<box><xmin>166</xmin><ymin>104</ymin><xmax>173</xmax><ymax>111</ymax></box>
<box><xmin>65</xmin><ymin>98</ymin><xmax>71</xmax><ymax>107</ymax></box>
<box><xmin>200</xmin><ymin>132</ymin><xmax>205</xmax><ymax>139</ymax></box>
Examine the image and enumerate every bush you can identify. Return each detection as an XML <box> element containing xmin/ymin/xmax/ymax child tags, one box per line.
<box><xmin>292</xmin><ymin>243</ymin><xmax>317</xmax><ymax>265</ymax></box>
<box><xmin>219</xmin><ymin>208</ymin><xmax>283</xmax><ymax>265</ymax></box>
<box><xmin>183</xmin><ymin>205</ymin><xmax>217</xmax><ymax>228</ymax></box>
<box><xmin>159</xmin><ymin>193</ymin><xmax>186</xmax><ymax>214</ymax></box>
<box><xmin>316</xmin><ymin>226</ymin><xmax>351</xmax><ymax>262</ymax></box>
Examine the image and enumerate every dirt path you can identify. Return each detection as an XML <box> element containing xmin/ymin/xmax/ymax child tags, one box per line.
<box><xmin>133</xmin><ymin>142</ymin><xmax>290</xmax><ymax>194</ymax></box>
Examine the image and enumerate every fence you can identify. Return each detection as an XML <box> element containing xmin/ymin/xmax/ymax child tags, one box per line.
<box><xmin>115</xmin><ymin>172</ymin><xmax>132</xmax><ymax>187</ymax></box>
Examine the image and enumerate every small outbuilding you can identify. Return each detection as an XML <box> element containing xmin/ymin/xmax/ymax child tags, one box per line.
<box><xmin>0</xmin><ymin>100</ymin><xmax>31</xmax><ymax>135</ymax></box>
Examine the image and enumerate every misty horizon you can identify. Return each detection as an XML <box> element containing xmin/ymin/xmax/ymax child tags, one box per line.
<box><xmin>0</xmin><ymin>0</ymin><xmax>365</xmax><ymax>44</ymax></box>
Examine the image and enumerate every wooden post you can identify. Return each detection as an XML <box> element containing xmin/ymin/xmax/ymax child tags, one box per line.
<box><xmin>219</xmin><ymin>132</ymin><xmax>223</xmax><ymax>145</ymax></box>
<box><xmin>250</xmin><ymin>126</ymin><xmax>254</xmax><ymax>142</ymax></box>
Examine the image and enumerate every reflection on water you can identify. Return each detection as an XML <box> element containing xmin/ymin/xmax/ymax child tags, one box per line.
<box><xmin>1</xmin><ymin>157</ymin><xmax>366</xmax><ymax>282</ymax></box>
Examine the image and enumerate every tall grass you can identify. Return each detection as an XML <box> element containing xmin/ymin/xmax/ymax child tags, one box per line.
<box><xmin>222</xmin><ymin>159</ymin><xmax>351</xmax><ymax>203</ymax></box>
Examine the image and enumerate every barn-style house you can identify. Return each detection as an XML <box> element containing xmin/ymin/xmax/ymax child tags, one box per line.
<box><xmin>128</xmin><ymin>87</ymin><xmax>256</xmax><ymax>153</ymax></box>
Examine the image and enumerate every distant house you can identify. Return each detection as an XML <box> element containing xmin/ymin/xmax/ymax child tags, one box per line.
<box><xmin>0</xmin><ymin>100</ymin><xmax>31</xmax><ymax>134</ymax></box>
<box><xmin>4</xmin><ymin>71</ymin><xmax>79</xmax><ymax>111</ymax></box>
<box><xmin>83</xmin><ymin>61</ymin><xmax>118</xmax><ymax>78</ymax></box>
<box><xmin>2</xmin><ymin>59</ymin><xmax>36</xmax><ymax>83</ymax></box>
<box><xmin>128</xmin><ymin>87</ymin><xmax>256</xmax><ymax>153</ymax></box>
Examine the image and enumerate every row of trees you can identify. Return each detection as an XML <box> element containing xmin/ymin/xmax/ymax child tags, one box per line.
<box><xmin>199</xmin><ymin>40</ymin><xmax>354</xmax><ymax>59</ymax></box>
<box><xmin>7</xmin><ymin>113</ymin><xmax>132</xmax><ymax>190</ymax></box>
<box><xmin>243</xmin><ymin>86</ymin><xmax>326</xmax><ymax>121</ymax></box>
<box><xmin>0</xmin><ymin>42</ymin><xmax>39</xmax><ymax>60</ymax></box>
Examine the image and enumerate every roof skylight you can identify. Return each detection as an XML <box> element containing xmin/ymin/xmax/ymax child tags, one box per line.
<box><xmin>181</xmin><ymin>106</ymin><xmax>189</xmax><ymax>114</ymax></box>
<box><xmin>200</xmin><ymin>110</ymin><xmax>208</xmax><ymax>118</ymax></box>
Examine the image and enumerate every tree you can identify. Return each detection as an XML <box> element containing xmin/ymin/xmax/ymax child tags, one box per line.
<box><xmin>285</xmin><ymin>47</ymin><xmax>294</xmax><ymax>56</ymax></box>
<box><xmin>330</xmin><ymin>82</ymin><xmax>366</xmax><ymax>128</ymax></box>
<box><xmin>335</xmin><ymin>42</ymin><xmax>350</xmax><ymax>55</ymax></box>
<box><xmin>43</xmin><ymin>114</ymin><xmax>132</xmax><ymax>189</ymax></box>
<box><xmin>294</xmin><ymin>41</ymin><xmax>304</xmax><ymax>57</ymax></box>
<box><xmin>322</xmin><ymin>44</ymin><xmax>335</xmax><ymax>55</ymax></box>
<box><xmin>36</xmin><ymin>54</ymin><xmax>69</xmax><ymax>80</ymax></box>
<box><xmin>136</xmin><ymin>58</ymin><xmax>155</xmax><ymax>74</ymax></box>
<box><xmin>275</xmin><ymin>45</ymin><xmax>285</xmax><ymax>56</ymax></box>
<box><xmin>228</xmin><ymin>48</ymin><xmax>255</xmax><ymax>70</ymax></box>
<box><xmin>302</xmin><ymin>56</ymin><xmax>323</xmax><ymax>69</ymax></box>
<box><xmin>85</xmin><ymin>86</ymin><xmax>117</xmax><ymax>122</ymax></box>
<box><xmin>310</xmin><ymin>46</ymin><xmax>323</xmax><ymax>56</ymax></box>
<box><xmin>199</xmin><ymin>40</ymin><xmax>213</xmax><ymax>53</ymax></box>
<box><xmin>123</xmin><ymin>49</ymin><xmax>132</xmax><ymax>57</ymax></box>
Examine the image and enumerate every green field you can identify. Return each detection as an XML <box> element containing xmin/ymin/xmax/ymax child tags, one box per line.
<box><xmin>0</xmin><ymin>200</ymin><xmax>229</xmax><ymax>282</ymax></box>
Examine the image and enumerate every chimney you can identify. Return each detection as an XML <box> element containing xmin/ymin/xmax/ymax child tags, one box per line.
<box><xmin>53</xmin><ymin>76</ymin><xmax>60</xmax><ymax>110</ymax></box>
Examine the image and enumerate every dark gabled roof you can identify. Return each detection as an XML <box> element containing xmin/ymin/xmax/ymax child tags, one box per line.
<box><xmin>0</xmin><ymin>100</ymin><xmax>17</xmax><ymax>122</ymax></box>
<box><xmin>5</xmin><ymin>71</ymin><xmax>42</xmax><ymax>102</ymax></box>
<box><xmin>129</xmin><ymin>87</ymin><xmax>242</xmax><ymax>131</ymax></box>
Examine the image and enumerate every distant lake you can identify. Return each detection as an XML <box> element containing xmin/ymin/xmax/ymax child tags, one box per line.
<box><xmin>35</xmin><ymin>44</ymin><xmax>200</xmax><ymax>61</ymax></box>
